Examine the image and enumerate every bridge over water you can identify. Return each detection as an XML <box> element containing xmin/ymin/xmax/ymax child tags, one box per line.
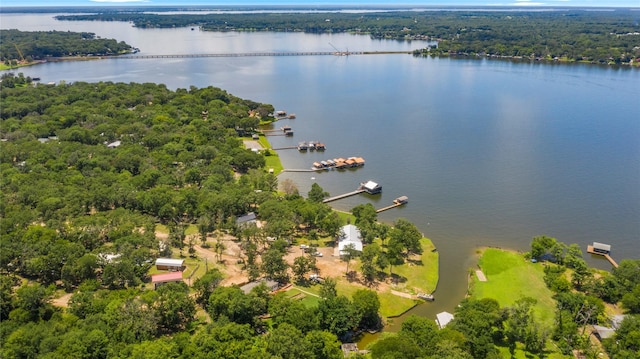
<box><xmin>114</xmin><ymin>50</ymin><xmax>413</xmax><ymax>59</ymax></box>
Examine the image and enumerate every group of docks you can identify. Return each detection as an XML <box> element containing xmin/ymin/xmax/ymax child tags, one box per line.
<box><xmin>322</xmin><ymin>182</ymin><xmax>408</xmax><ymax>213</ymax></box>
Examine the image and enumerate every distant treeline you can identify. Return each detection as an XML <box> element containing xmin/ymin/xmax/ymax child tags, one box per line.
<box><xmin>55</xmin><ymin>10</ymin><xmax>640</xmax><ymax>65</ymax></box>
<box><xmin>0</xmin><ymin>29</ymin><xmax>133</xmax><ymax>62</ymax></box>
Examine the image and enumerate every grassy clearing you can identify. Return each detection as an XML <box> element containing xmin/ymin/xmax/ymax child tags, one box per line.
<box><xmin>473</xmin><ymin>248</ymin><xmax>556</xmax><ymax>328</ymax></box>
<box><xmin>497</xmin><ymin>343</ymin><xmax>572</xmax><ymax>359</ymax></box>
<box><xmin>391</xmin><ymin>237</ymin><xmax>439</xmax><ymax>294</ymax></box>
<box><xmin>258</xmin><ymin>135</ymin><xmax>284</xmax><ymax>174</ymax></box>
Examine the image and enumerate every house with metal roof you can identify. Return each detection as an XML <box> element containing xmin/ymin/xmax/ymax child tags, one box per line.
<box><xmin>338</xmin><ymin>224</ymin><xmax>363</xmax><ymax>255</ymax></box>
<box><xmin>151</xmin><ymin>271</ymin><xmax>184</xmax><ymax>289</ymax></box>
<box><xmin>155</xmin><ymin>258</ymin><xmax>185</xmax><ymax>271</ymax></box>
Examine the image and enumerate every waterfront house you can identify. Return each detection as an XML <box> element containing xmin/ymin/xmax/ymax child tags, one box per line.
<box><xmin>338</xmin><ymin>224</ymin><xmax>363</xmax><ymax>255</ymax></box>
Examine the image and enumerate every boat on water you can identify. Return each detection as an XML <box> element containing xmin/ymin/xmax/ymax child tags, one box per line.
<box><xmin>417</xmin><ymin>293</ymin><xmax>434</xmax><ymax>301</ymax></box>
<box><xmin>298</xmin><ymin>142</ymin><xmax>308</xmax><ymax>151</ymax></box>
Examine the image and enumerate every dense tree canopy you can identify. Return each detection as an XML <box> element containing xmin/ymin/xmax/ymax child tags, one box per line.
<box><xmin>0</xmin><ymin>29</ymin><xmax>133</xmax><ymax>63</ymax></box>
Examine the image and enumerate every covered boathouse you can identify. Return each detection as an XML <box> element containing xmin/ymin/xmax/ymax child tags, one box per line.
<box><xmin>591</xmin><ymin>242</ymin><xmax>611</xmax><ymax>254</ymax></box>
<box><xmin>360</xmin><ymin>180</ymin><xmax>382</xmax><ymax>195</ymax></box>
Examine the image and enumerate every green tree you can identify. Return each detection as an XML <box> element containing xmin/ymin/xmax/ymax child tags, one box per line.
<box><xmin>621</xmin><ymin>284</ymin><xmax>640</xmax><ymax>314</ymax></box>
<box><xmin>192</xmin><ymin>268</ymin><xmax>224</xmax><ymax>305</ymax></box>
<box><xmin>308</xmin><ymin>182</ymin><xmax>329</xmax><ymax>203</ymax></box>
<box><xmin>370</xmin><ymin>334</ymin><xmax>422</xmax><ymax>359</ymax></box>
<box><xmin>154</xmin><ymin>282</ymin><xmax>196</xmax><ymax>333</ymax></box>
<box><xmin>303</xmin><ymin>330</ymin><xmax>343</xmax><ymax>359</ymax></box>
<box><xmin>266</xmin><ymin>323</ymin><xmax>313</xmax><ymax>359</ymax></box>
<box><xmin>352</xmin><ymin>289</ymin><xmax>381</xmax><ymax>330</ymax></box>
<box><xmin>261</xmin><ymin>245</ymin><xmax>289</xmax><ymax>283</ymax></box>
<box><xmin>317</xmin><ymin>295</ymin><xmax>360</xmax><ymax>340</ymax></box>
<box><xmin>390</xmin><ymin>218</ymin><xmax>423</xmax><ymax>257</ymax></box>
<box><xmin>15</xmin><ymin>282</ymin><xmax>53</xmax><ymax>321</ymax></box>
<box><xmin>292</xmin><ymin>255</ymin><xmax>312</xmax><ymax>283</ymax></box>
<box><xmin>399</xmin><ymin>315</ymin><xmax>441</xmax><ymax>355</ymax></box>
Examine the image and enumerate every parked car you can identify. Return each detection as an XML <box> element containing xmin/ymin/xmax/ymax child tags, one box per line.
<box><xmin>313</xmin><ymin>251</ymin><xmax>323</xmax><ymax>257</ymax></box>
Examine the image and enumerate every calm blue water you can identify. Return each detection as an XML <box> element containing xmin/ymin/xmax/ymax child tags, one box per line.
<box><xmin>2</xmin><ymin>13</ymin><xmax>639</xmax><ymax>323</ymax></box>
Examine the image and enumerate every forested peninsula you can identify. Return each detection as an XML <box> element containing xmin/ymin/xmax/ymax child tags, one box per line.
<box><xmin>54</xmin><ymin>9</ymin><xmax>640</xmax><ymax>65</ymax></box>
<box><xmin>0</xmin><ymin>74</ymin><xmax>441</xmax><ymax>358</ymax></box>
<box><xmin>0</xmin><ymin>29</ymin><xmax>134</xmax><ymax>67</ymax></box>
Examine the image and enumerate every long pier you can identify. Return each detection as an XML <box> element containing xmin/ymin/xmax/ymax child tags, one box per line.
<box><xmin>114</xmin><ymin>50</ymin><xmax>412</xmax><ymax>60</ymax></box>
<box><xmin>322</xmin><ymin>189</ymin><xmax>366</xmax><ymax>203</ymax></box>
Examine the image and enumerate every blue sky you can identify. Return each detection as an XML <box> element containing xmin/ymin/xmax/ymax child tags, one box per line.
<box><xmin>1</xmin><ymin>1</ymin><xmax>639</xmax><ymax>7</ymax></box>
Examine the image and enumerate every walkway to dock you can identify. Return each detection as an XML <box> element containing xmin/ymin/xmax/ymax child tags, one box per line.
<box><xmin>376</xmin><ymin>202</ymin><xmax>404</xmax><ymax>213</ymax></box>
<box><xmin>586</xmin><ymin>245</ymin><xmax>619</xmax><ymax>268</ymax></box>
<box><xmin>322</xmin><ymin>189</ymin><xmax>366</xmax><ymax>203</ymax></box>
<box><xmin>271</xmin><ymin>146</ymin><xmax>298</xmax><ymax>150</ymax></box>
<box><xmin>280</xmin><ymin>169</ymin><xmax>315</xmax><ymax>173</ymax></box>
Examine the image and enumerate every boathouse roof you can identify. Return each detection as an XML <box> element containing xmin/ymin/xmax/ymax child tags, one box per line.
<box><xmin>593</xmin><ymin>242</ymin><xmax>611</xmax><ymax>252</ymax></box>
<box><xmin>436</xmin><ymin>311</ymin><xmax>454</xmax><ymax>329</ymax></box>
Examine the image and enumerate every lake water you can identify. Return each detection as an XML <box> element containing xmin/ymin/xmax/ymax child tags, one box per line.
<box><xmin>2</xmin><ymin>12</ymin><xmax>639</xmax><ymax>329</ymax></box>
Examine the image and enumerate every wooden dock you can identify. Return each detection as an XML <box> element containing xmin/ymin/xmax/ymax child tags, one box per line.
<box><xmin>376</xmin><ymin>202</ymin><xmax>403</xmax><ymax>213</ymax></box>
<box><xmin>586</xmin><ymin>245</ymin><xmax>619</xmax><ymax>268</ymax></box>
<box><xmin>376</xmin><ymin>196</ymin><xmax>408</xmax><ymax>213</ymax></box>
<box><xmin>271</xmin><ymin>146</ymin><xmax>298</xmax><ymax>150</ymax></box>
<box><xmin>322</xmin><ymin>189</ymin><xmax>366</xmax><ymax>203</ymax></box>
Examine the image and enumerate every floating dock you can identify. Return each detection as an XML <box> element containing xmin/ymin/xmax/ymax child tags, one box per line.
<box><xmin>376</xmin><ymin>196</ymin><xmax>408</xmax><ymax>213</ymax></box>
<box><xmin>586</xmin><ymin>243</ymin><xmax>618</xmax><ymax>268</ymax></box>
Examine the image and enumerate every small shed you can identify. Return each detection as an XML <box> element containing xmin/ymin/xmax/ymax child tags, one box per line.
<box><xmin>155</xmin><ymin>258</ymin><xmax>185</xmax><ymax>271</ymax></box>
<box><xmin>240</xmin><ymin>279</ymin><xmax>279</xmax><ymax>294</ymax></box>
<box><xmin>592</xmin><ymin>242</ymin><xmax>611</xmax><ymax>254</ymax></box>
<box><xmin>151</xmin><ymin>271</ymin><xmax>184</xmax><ymax>289</ymax></box>
<box><xmin>592</xmin><ymin>325</ymin><xmax>615</xmax><ymax>340</ymax></box>
<box><xmin>436</xmin><ymin>311</ymin><xmax>454</xmax><ymax>329</ymax></box>
<box><xmin>107</xmin><ymin>140</ymin><xmax>121</xmax><ymax>148</ymax></box>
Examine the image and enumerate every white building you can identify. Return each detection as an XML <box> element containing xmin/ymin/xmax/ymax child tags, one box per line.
<box><xmin>338</xmin><ymin>224</ymin><xmax>363</xmax><ymax>255</ymax></box>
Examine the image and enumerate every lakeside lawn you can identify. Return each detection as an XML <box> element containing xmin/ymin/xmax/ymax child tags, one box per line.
<box><xmin>293</xmin><ymin>236</ymin><xmax>438</xmax><ymax>319</ymax></box>
<box><xmin>390</xmin><ymin>237</ymin><xmax>439</xmax><ymax>294</ymax></box>
<box><xmin>473</xmin><ymin>247</ymin><xmax>556</xmax><ymax>328</ymax></box>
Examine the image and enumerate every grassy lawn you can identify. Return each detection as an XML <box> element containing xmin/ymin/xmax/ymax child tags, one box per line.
<box><xmin>258</xmin><ymin>135</ymin><xmax>284</xmax><ymax>174</ymax></box>
<box><xmin>391</xmin><ymin>238</ymin><xmax>439</xmax><ymax>294</ymax></box>
<box><xmin>292</xmin><ymin>282</ymin><xmax>416</xmax><ymax>318</ymax></box>
<box><xmin>473</xmin><ymin>248</ymin><xmax>556</xmax><ymax>328</ymax></box>
<box><xmin>497</xmin><ymin>343</ymin><xmax>572</xmax><ymax>359</ymax></box>
<box><xmin>292</xmin><ymin>236</ymin><xmax>438</xmax><ymax>319</ymax></box>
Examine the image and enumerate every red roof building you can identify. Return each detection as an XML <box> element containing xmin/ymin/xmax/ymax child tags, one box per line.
<box><xmin>151</xmin><ymin>271</ymin><xmax>184</xmax><ymax>289</ymax></box>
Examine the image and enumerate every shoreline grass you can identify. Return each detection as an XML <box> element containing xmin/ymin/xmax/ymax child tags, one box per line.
<box><xmin>472</xmin><ymin>247</ymin><xmax>556</xmax><ymax>328</ymax></box>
